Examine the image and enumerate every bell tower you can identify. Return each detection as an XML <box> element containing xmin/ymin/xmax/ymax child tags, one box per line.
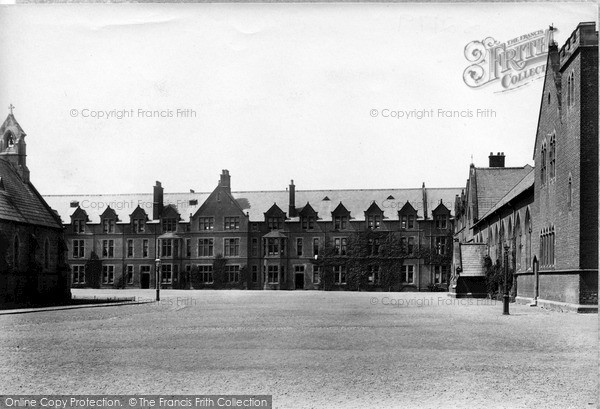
<box><xmin>0</xmin><ymin>104</ymin><xmax>30</xmax><ymax>182</ymax></box>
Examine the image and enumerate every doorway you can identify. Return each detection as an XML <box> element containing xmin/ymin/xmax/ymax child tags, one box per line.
<box><xmin>295</xmin><ymin>273</ymin><xmax>305</xmax><ymax>290</ymax></box>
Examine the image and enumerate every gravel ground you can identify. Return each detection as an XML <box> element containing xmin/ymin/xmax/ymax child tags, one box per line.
<box><xmin>0</xmin><ymin>290</ymin><xmax>597</xmax><ymax>409</ymax></box>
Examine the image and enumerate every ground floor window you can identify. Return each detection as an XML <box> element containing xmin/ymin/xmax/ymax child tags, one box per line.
<box><xmin>268</xmin><ymin>265</ymin><xmax>279</xmax><ymax>283</ymax></box>
<box><xmin>102</xmin><ymin>265</ymin><xmax>114</xmax><ymax>284</ymax></box>
<box><xmin>313</xmin><ymin>266</ymin><xmax>320</xmax><ymax>284</ymax></box>
<box><xmin>198</xmin><ymin>265</ymin><xmax>213</xmax><ymax>283</ymax></box>
<box><xmin>226</xmin><ymin>265</ymin><xmax>240</xmax><ymax>283</ymax></box>
<box><xmin>434</xmin><ymin>265</ymin><xmax>449</xmax><ymax>284</ymax></box>
<box><xmin>251</xmin><ymin>266</ymin><xmax>258</xmax><ymax>283</ymax></box>
<box><xmin>72</xmin><ymin>265</ymin><xmax>85</xmax><ymax>284</ymax></box>
<box><xmin>126</xmin><ymin>265</ymin><xmax>134</xmax><ymax>285</ymax></box>
<box><xmin>402</xmin><ymin>265</ymin><xmax>414</xmax><ymax>284</ymax></box>
<box><xmin>161</xmin><ymin>264</ymin><xmax>172</xmax><ymax>284</ymax></box>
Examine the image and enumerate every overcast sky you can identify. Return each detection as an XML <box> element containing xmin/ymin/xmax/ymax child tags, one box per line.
<box><xmin>0</xmin><ymin>3</ymin><xmax>596</xmax><ymax>195</ymax></box>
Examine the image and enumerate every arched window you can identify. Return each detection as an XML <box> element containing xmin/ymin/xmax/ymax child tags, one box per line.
<box><xmin>525</xmin><ymin>209</ymin><xmax>532</xmax><ymax>270</ymax></box>
<box><xmin>567</xmin><ymin>174</ymin><xmax>573</xmax><ymax>209</ymax></box>
<box><xmin>540</xmin><ymin>141</ymin><xmax>547</xmax><ymax>185</ymax></box>
<box><xmin>44</xmin><ymin>238</ymin><xmax>50</xmax><ymax>269</ymax></box>
<box><xmin>549</xmin><ymin>133</ymin><xmax>556</xmax><ymax>179</ymax></box>
<box><xmin>515</xmin><ymin>214</ymin><xmax>522</xmax><ymax>271</ymax></box>
<box><xmin>13</xmin><ymin>234</ymin><xmax>20</xmax><ymax>269</ymax></box>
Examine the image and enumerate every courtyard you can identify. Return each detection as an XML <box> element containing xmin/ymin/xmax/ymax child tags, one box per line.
<box><xmin>0</xmin><ymin>290</ymin><xmax>596</xmax><ymax>409</ymax></box>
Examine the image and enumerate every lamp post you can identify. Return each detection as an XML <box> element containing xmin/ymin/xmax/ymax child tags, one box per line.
<box><xmin>155</xmin><ymin>258</ymin><xmax>161</xmax><ymax>302</ymax></box>
<box><xmin>503</xmin><ymin>244</ymin><xmax>510</xmax><ymax>315</ymax></box>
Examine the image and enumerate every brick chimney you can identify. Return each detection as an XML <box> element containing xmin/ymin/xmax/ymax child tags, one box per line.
<box><xmin>421</xmin><ymin>182</ymin><xmax>428</xmax><ymax>219</ymax></box>
<box><xmin>488</xmin><ymin>152</ymin><xmax>505</xmax><ymax>168</ymax></box>
<box><xmin>152</xmin><ymin>181</ymin><xmax>163</xmax><ymax>220</ymax></box>
<box><xmin>289</xmin><ymin>180</ymin><xmax>296</xmax><ymax>217</ymax></box>
<box><xmin>219</xmin><ymin>169</ymin><xmax>231</xmax><ymax>193</ymax></box>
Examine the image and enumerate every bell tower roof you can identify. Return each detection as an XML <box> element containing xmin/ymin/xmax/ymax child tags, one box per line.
<box><xmin>0</xmin><ymin>106</ymin><xmax>26</xmax><ymax>141</ymax></box>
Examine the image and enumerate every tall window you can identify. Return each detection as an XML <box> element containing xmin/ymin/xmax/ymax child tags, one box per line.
<box><xmin>267</xmin><ymin>238</ymin><xmax>280</xmax><ymax>256</ymax></box>
<box><xmin>434</xmin><ymin>237</ymin><xmax>447</xmax><ymax>255</ymax></box>
<box><xmin>224</xmin><ymin>238</ymin><xmax>240</xmax><ymax>257</ymax></box>
<box><xmin>198</xmin><ymin>265</ymin><xmax>213</xmax><ymax>283</ymax></box>
<box><xmin>161</xmin><ymin>239</ymin><xmax>172</xmax><ymax>257</ymax></box>
<box><xmin>313</xmin><ymin>266</ymin><xmax>320</xmax><ymax>284</ymax></box>
<box><xmin>102</xmin><ymin>265</ymin><xmax>114</xmax><ymax>284</ymax></box>
<box><xmin>434</xmin><ymin>266</ymin><xmax>448</xmax><ymax>284</ymax></box>
<box><xmin>297</xmin><ymin>238</ymin><xmax>303</xmax><ymax>256</ymax></box>
<box><xmin>540</xmin><ymin>227</ymin><xmax>556</xmax><ymax>267</ymax></box>
<box><xmin>199</xmin><ymin>217</ymin><xmax>214</xmax><ymax>230</ymax></box>
<box><xmin>73</xmin><ymin>239</ymin><xmax>85</xmax><ymax>258</ymax></box>
<box><xmin>567</xmin><ymin>175</ymin><xmax>573</xmax><ymax>209</ymax></box>
<box><xmin>72</xmin><ymin>265</ymin><xmax>85</xmax><ymax>284</ymax></box>
<box><xmin>226</xmin><ymin>265</ymin><xmax>240</xmax><ymax>282</ymax></box>
<box><xmin>198</xmin><ymin>239</ymin><xmax>214</xmax><ymax>257</ymax></box>
<box><xmin>126</xmin><ymin>265</ymin><xmax>134</xmax><ymax>285</ymax></box>
<box><xmin>142</xmin><ymin>239</ymin><xmax>149</xmax><ymax>258</ymax></box>
<box><xmin>334</xmin><ymin>266</ymin><xmax>346</xmax><ymax>284</ymax></box>
<box><xmin>251</xmin><ymin>238</ymin><xmax>259</xmax><ymax>256</ymax></box>
<box><xmin>407</xmin><ymin>237</ymin><xmax>415</xmax><ymax>254</ymax></box>
<box><xmin>224</xmin><ymin>217</ymin><xmax>240</xmax><ymax>230</ymax></box>
<box><xmin>102</xmin><ymin>240</ymin><xmax>114</xmax><ymax>258</ymax></box>
<box><xmin>540</xmin><ymin>141</ymin><xmax>547</xmax><ymax>185</ymax></box>
<box><xmin>127</xmin><ymin>239</ymin><xmax>134</xmax><ymax>258</ymax></box>
<box><xmin>161</xmin><ymin>264</ymin><xmax>172</xmax><ymax>284</ymax></box>
<box><xmin>313</xmin><ymin>238</ymin><xmax>319</xmax><ymax>256</ymax></box>
<box><xmin>549</xmin><ymin>133</ymin><xmax>556</xmax><ymax>179</ymax></box>
<box><xmin>251</xmin><ymin>265</ymin><xmax>258</xmax><ymax>283</ymax></box>
<box><xmin>185</xmin><ymin>239</ymin><xmax>191</xmax><ymax>257</ymax></box>
<box><xmin>402</xmin><ymin>265</ymin><xmax>414</xmax><ymax>283</ymax></box>
<box><xmin>268</xmin><ymin>265</ymin><xmax>279</xmax><ymax>283</ymax></box>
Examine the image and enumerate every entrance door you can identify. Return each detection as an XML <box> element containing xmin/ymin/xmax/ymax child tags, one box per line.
<box><xmin>141</xmin><ymin>273</ymin><xmax>150</xmax><ymax>289</ymax></box>
<box><xmin>295</xmin><ymin>273</ymin><xmax>305</xmax><ymax>290</ymax></box>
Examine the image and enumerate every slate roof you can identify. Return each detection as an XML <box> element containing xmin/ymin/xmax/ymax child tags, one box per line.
<box><xmin>0</xmin><ymin>160</ymin><xmax>63</xmax><ymax>229</ymax></box>
<box><xmin>475</xmin><ymin>168</ymin><xmax>534</xmax><ymax>226</ymax></box>
<box><xmin>473</xmin><ymin>165</ymin><xmax>533</xmax><ymax>219</ymax></box>
<box><xmin>43</xmin><ymin>187</ymin><xmax>462</xmax><ymax>224</ymax></box>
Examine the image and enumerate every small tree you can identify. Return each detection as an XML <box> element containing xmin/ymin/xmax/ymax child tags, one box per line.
<box><xmin>240</xmin><ymin>265</ymin><xmax>250</xmax><ymax>289</ymax></box>
<box><xmin>84</xmin><ymin>251</ymin><xmax>102</xmax><ymax>288</ymax></box>
<box><xmin>189</xmin><ymin>265</ymin><xmax>201</xmax><ymax>289</ymax></box>
<box><xmin>212</xmin><ymin>254</ymin><xmax>227</xmax><ymax>289</ymax></box>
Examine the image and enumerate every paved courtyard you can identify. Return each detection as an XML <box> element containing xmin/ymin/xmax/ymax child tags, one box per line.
<box><xmin>0</xmin><ymin>290</ymin><xmax>597</xmax><ymax>409</ymax></box>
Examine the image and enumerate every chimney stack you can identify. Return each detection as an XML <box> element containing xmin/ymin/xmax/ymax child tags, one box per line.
<box><xmin>488</xmin><ymin>152</ymin><xmax>506</xmax><ymax>168</ymax></box>
<box><xmin>289</xmin><ymin>180</ymin><xmax>296</xmax><ymax>217</ymax></box>
<box><xmin>422</xmin><ymin>182</ymin><xmax>428</xmax><ymax>219</ymax></box>
<box><xmin>153</xmin><ymin>181</ymin><xmax>163</xmax><ymax>220</ymax></box>
<box><xmin>219</xmin><ymin>169</ymin><xmax>231</xmax><ymax>193</ymax></box>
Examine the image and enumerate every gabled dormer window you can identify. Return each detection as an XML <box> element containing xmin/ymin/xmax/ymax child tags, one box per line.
<box><xmin>162</xmin><ymin>218</ymin><xmax>177</xmax><ymax>232</ymax></box>
<box><xmin>367</xmin><ymin>215</ymin><xmax>380</xmax><ymax>230</ymax></box>
<box><xmin>268</xmin><ymin>217</ymin><xmax>283</xmax><ymax>230</ymax></box>
<box><xmin>73</xmin><ymin>219</ymin><xmax>85</xmax><ymax>233</ymax></box>
<box><xmin>132</xmin><ymin>219</ymin><xmax>145</xmax><ymax>233</ymax></box>
<box><xmin>102</xmin><ymin>219</ymin><xmax>115</xmax><ymax>233</ymax></box>
<box><xmin>401</xmin><ymin>215</ymin><xmax>415</xmax><ymax>229</ymax></box>
<box><xmin>334</xmin><ymin>215</ymin><xmax>348</xmax><ymax>230</ymax></box>
<box><xmin>301</xmin><ymin>216</ymin><xmax>315</xmax><ymax>230</ymax></box>
<box><xmin>435</xmin><ymin>215</ymin><xmax>448</xmax><ymax>229</ymax></box>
